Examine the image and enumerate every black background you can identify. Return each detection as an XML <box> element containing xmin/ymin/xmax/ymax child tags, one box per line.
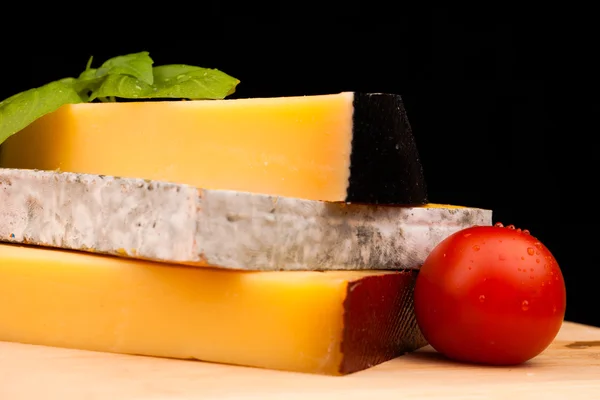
<box><xmin>1</xmin><ymin>7</ymin><xmax>596</xmax><ymax>326</ymax></box>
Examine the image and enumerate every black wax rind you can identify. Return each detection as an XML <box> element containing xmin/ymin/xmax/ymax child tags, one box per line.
<box><xmin>347</xmin><ymin>93</ymin><xmax>428</xmax><ymax>205</ymax></box>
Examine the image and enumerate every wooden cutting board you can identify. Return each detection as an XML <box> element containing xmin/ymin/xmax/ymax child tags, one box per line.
<box><xmin>1</xmin><ymin>321</ymin><xmax>599</xmax><ymax>400</ymax></box>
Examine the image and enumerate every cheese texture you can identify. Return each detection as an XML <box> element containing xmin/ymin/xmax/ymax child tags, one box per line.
<box><xmin>0</xmin><ymin>243</ymin><xmax>426</xmax><ymax>375</ymax></box>
<box><xmin>0</xmin><ymin>92</ymin><xmax>428</xmax><ymax>204</ymax></box>
<box><xmin>0</xmin><ymin>168</ymin><xmax>492</xmax><ymax>270</ymax></box>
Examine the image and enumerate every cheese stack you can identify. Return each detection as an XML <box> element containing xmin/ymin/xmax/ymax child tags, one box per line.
<box><xmin>0</xmin><ymin>92</ymin><xmax>492</xmax><ymax>375</ymax></box>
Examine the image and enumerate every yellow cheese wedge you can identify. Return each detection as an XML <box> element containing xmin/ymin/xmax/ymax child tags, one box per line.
<box><xmin>0</xmin><ymin>244</ymin><xmax>425</xmax><ymax>375</ymax></box>
<box><xmin>0</xmin><ymin>92</ymin><xmax>428</xmax><ymax>204</ymax></box>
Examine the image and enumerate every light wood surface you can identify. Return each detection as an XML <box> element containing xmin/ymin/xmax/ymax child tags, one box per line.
<box><xmin>1</xmin><ymin>321</ymin><xmax>599</xmax><ymax>400</ymax></box>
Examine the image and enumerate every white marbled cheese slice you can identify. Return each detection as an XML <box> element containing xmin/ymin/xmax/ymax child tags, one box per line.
<box><xmin>0</xmin><ymin>168</ymin><xmax>492</xmax><ymax>271</ymax></box>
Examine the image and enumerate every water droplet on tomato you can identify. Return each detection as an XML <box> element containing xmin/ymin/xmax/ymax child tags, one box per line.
<box><xmin>472</xmin><ymin>245</ymin><xmax>480</xmax><ymax>251</ymax></box>
<box><xmin>507</xmin><ymin>224</ymin><xmax>516</xmax><ymax>230</ymax></box>
<box><xmin>464</xmin><ymin>233</ymin><xmax>472</xmax><ymax>237</ymax></box>
<box><xmin>553</xmin><ymin>305</ymin><xmax>557</xmax><ymax>313</ymax></box>
<box><xmin>536</xmin><ymin>259</ymin><xmax>540</xmax><ymax>263</ymax></box>
<box><xmin>523</xmin><ymin>229</ymin><xmax>530</xmax><ymax>235</ymax></box>
<box><xmin>498</xmin><ymin>254</ymin><xmax>506</xmax><ymax>261</ymax></box>
<box><xmin>527</xmin><ymin>247</ymin><xmax>535</xmax><ymax>256</ymax></box>
<box><xmin>521</xmin><ymin>256</ymin><xmax>525</xmax><ymax>260</ymax></box>
<box><xmin>522</xmin><ymin>300</ymin><xmax>529</xmax><ymax>311</ymax></box>
<box><xmin>534</xmin><ymin>242</ymin><xmax>543</xmax><ymax>249</ymax></box>
<box><xmin>468</xmin><ymin>266</ymin><xmax>472</xmax><ymax>270</ymax></box>
<box><xmin>517</xmin><ymin>228</ymin><xmax>522</xmax><ymax>232</ymax></box>
<box><xmin>536</xmin><ymin>250</ymin><xmax>540</xmax><ymax>256</ymax></box>
<box><xmin>443</xmin><ymin>253</ymin><xmax>446</xmax><ymax>258</ymax></box>
<box><xmin>541</xmin><ymin>282</ymin><xmax>545</xmax><ymax>287</ymax></box>
<box><xmin>530</xmin><ymin>268</ymin><xmax>534</xmax><ymax>272</ymax></box>
<box><xmin>494</xmin><ymin>222</ymin><xmax>504</xmax><ymax>227</ymax></box>
<box><xmin>518</xmin><ymin>268</ymin><xmax>522</xmax><ymax>271</ymax></box>
<box><xmin>483</xmin><ymin>278</ymin><xmax>487</xmax><ymax>282</ymax></box>
<box><xmin>479</xmin><ymin>295</ymin><xmax>486</xmax><ymax>302</ymax></box>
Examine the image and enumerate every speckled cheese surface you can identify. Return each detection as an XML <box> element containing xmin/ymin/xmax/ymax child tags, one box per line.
<box><xmin>0</xmin><ymin>168</ymin><xmax>492</xmax><ymax>271</ymax></box>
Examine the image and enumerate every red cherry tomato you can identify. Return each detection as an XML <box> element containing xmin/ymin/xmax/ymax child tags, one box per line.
<box><xmin>413</xmin><ymin>223</ymin><xmax>566</xmax><ymax>365</ymax></box>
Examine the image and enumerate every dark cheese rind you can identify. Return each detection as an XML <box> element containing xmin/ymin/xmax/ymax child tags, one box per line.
<box><xmin>348</xmin><ymin>93</ymin><xmax>428</xmax><ymax>205</ymax></box>
<box><xmin>340</xmin><ymin>270</ymin><xmax>426</xmax><ymax>374</ymax></box>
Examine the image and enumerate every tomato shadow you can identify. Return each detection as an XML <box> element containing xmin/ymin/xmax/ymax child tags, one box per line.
<box><xmin>408</xmin><ymin>349</ymin><xmax>470</xmax><ymax>367</ymax></box>
<box><xmin>408</xmin><ymin>348</ymin><xmax>532</xmax><ymax>370</ymax></box>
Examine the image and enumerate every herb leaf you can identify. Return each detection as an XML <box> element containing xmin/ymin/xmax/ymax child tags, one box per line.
<box><xmin>88</xmin><ymin>75</ymin><xmax>154</xmax><ymax>101</ymax></box>
<box><xmin>76</xmin><ymin>52</ymin><xmax>155</xmax><ymax>100</ymax></box>
<box><xmin>0</xmin><ymin>52</ymin><xmax>240</xmax><ymax>147</ymax></box>
<box><xmin>152</xmin><ymin>65</ymin><xmax>239</xmax><ymax>99</ymax></box>
<box><xmin>97</xmin><ymin>51</ymin><xmax>154</xmax><ymax>85</ymax></box>
<box><xmin>0</xmin><ymin>78</ymin><xmax>83</xmax><ymax>145</ymax></box>
<box><xmin>90</xmin><ymin>65</ymin><xmax>240</xmax><ymax>101</ymax></box>
<box><xmin>75</xmin><ymin>69</ymin><xmax>105</xmax><ymax>99</ymax></box>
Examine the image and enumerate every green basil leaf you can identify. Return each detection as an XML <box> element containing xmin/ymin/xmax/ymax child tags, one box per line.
<box><xmin>0</xmin><ymin>78</ymin><xmax>84</xmax><ymax>146</ymax></box>
<box><xmin>88</xmin><ymin>74</ymin><xmax>154</xmax><ymax>101</ymax></box>
<box><xmin>152</xmin><ymin>64</ymin><xmax>204</xmax><ymax>81</ymax></box>
<box><xmin>0</xmin><ymin>53</ymin><xmax>239</xmax><ymax>146</ymax></box>
<box><xmin>78</xmin><ymin>68</ymin><xmax>99</xmax><ymax>81</ymax></box>
<box><xmin>80</xmin><ymin>56</ymin><xmax>98</xmax><ymax>80</ymax></box>
<box><xmin>90</xmin><ymin>66</ymin><xmax>240</xmax><ymax>101</ymax></box>
<box><xmin>98</xmin><ymin>51</ymin><xmax>154</xmax><ymax>85</ymax></box>
<box><xmin>151</xmin><ymin>65</ymin><xmax>240</xmax><ymax>99</ymax></box>
<box><xmin>75</xmin><ymin>68</ymin><xmax>105</xmax><ymax>99</ymax></box>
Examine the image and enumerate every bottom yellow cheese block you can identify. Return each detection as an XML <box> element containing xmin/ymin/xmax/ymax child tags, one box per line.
<box><xmin>0</xmin><ymin>244</ymin><xmax>426</xmax><ymax>375</ymax></box>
